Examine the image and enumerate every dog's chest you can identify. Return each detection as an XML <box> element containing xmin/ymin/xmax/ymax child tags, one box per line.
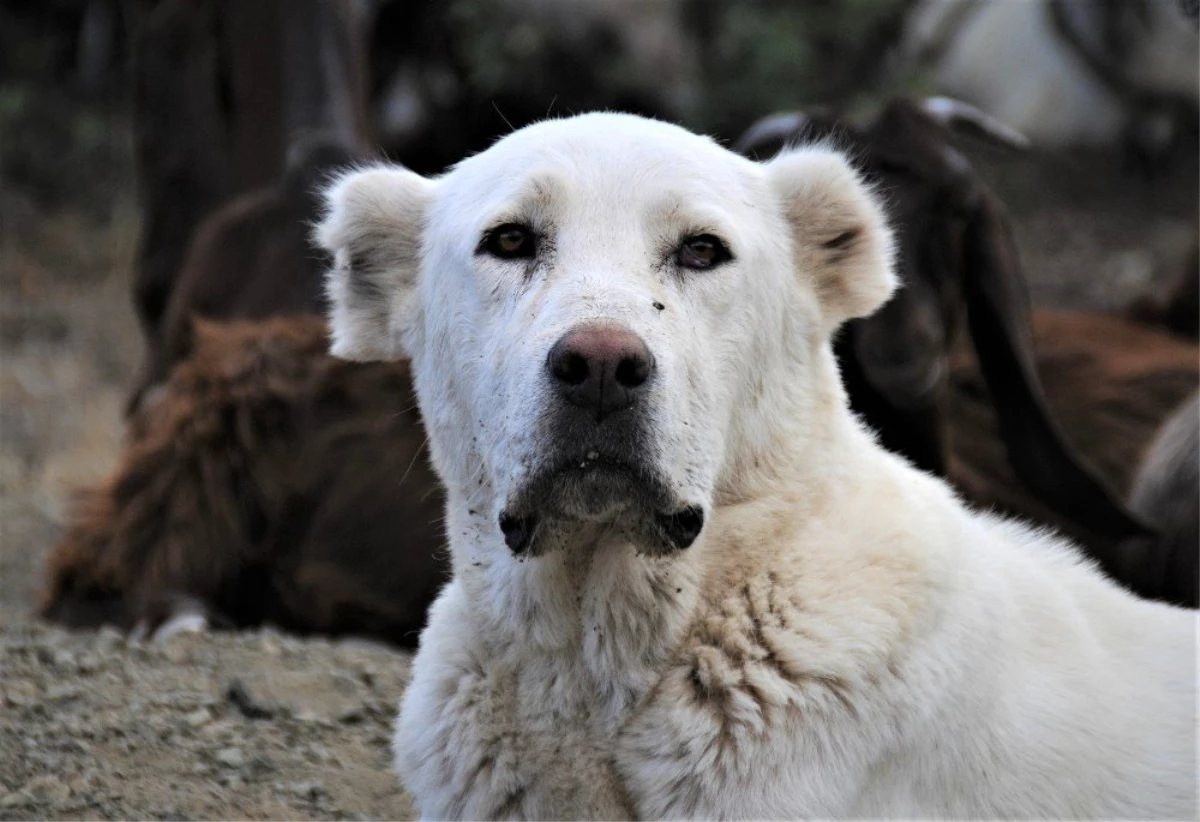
<box><xmin>416</xmin><ymin>652</ymin><xmax>642</xmax><ymax>819</ymax></box>
<box><xmin>399</xmin><ymin>558</ymin><xmax>693</xmax><ymax>818</ymax></box>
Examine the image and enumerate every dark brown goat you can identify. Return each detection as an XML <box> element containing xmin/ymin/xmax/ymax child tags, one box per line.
<box><xmin>128</xmin><ymin>136</ymin><xmax>364</xmax><ymax>413</ymax></box>
<box><xmin>43</xmin><ymin>316</ymin><xmax>448</xmax><ymax>645</ymax></box>
<box><xmin>736</xmin><ymin>98</ymin><xmax>1152</xmax><ymax>550</ymax></box>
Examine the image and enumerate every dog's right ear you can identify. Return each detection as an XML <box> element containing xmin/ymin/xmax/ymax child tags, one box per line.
<box><xmin>315</xmin><ymin>165</ymin><xmax>436</xmax><ymax>361</ymax></box>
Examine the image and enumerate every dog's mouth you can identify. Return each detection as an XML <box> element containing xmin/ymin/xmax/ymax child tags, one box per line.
<box><xmin>499</xmin><ymin>453</ymin><xmax>705</xmax><ymax>556</ymax></box>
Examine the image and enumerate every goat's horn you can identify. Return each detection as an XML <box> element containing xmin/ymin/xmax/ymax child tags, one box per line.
<box><xmin>732</xmin><ymin>111</ymin><xmax>810</xmax><ymax>156</ymax></box>
<box><xmin>920</xmin><ymin>97</ymin><xmax>1031</xmax><ymax>150</ymax></box>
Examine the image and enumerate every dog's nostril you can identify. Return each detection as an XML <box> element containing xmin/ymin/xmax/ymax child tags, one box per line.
<box><xmin>614</xmin><ymin>355</ymin><xmax>650</xmax><ymax>388</ymax></box>
<box><xmin>552</xmin><ymin>352</ymin><xmax>589</xmax><ymax>386</ymax></box>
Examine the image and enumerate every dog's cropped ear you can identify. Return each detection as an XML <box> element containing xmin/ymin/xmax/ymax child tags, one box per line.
<box><xmin>315</xmin><ymin>164</ymin><xmax>436</xmax><ymax>361</ymax></box>
<box><xmin>767</xmin><ymin>148</ymin><xmax>896</xmax><ymax>331</ymax></box>
<box><xmin>963</xmin><ymin>189</ymin><xmax>1154</xmax><ymax>540</ymax></box>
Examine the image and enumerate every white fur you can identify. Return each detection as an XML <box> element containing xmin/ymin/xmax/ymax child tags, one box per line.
<box><xmin>317</xmin><ymin>112</ymin><xmax>1198</xmax><ymax>819</ymax></box>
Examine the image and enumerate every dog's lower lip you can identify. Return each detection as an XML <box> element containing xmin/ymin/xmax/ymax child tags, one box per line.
<box><xmin>499</xmin><ymin>512</ymin><xmax>537</xmax><ymax>555</ymax></box>
<box><xmin>656</xmin><ymin>505</ymin><xmax>705</xmax><ymax>550</ymax></box>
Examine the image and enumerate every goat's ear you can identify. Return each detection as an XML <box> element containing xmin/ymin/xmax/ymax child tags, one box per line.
<box><xmin>315</xmin><ymin>164</ymin><xmax>435</xmax><ymax>361</ymax></box>
<box><xmin>767</xmin><ymin>148</ymin><xmax>896</xmax><ymax>331</ymax></box>
<box><xmin>963</xmin><ymin>190</ymin><xmax>1153</xmax><ymax>540</ymax></box>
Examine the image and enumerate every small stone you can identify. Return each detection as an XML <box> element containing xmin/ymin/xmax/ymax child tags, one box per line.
<box><xmin>21</xmin><ymin>775</ymin><xmax>72</xmax><ymax>804</ymax></box>
<box><xmin>183</xmin><ymin>708</ymin><xmax>211</xmax><ymax>729</ymax></box>
<box><xmin>96</xmin><ymin>625</ymin><xmax>124</xmax><ymax>650</ymax></box>
<box><xmin>163</xmin><ymin>643</ymin><xmax>190</xmax><ymax>664</ymax></box>
<box><xmin>201</xmin><ymin>719</ymin><xmax>236</xmax><ymax>738</ymax></box>
<box><xmin>214</xmin><ymin>747</ymin><xmax>245</xmax><ymax>768</ymax></box>
<box><xmin>226</xmin><ymin>678</ymin><xmax>275</xmax><ymax>719</ymax></box>
<box><xmin>244</xmin><ymin>754</ymin><xmax>274</xmax><ymax>778</ymax></box>
<box><xmin>75</xmin><ymin>653</ymin><xmax>101</xmax><ymax>674</ymax></box>
<box><xmin>336</xmin><ymin>705</ymin><xmax>364</xmax><ymax>724</ymax></box>
<box><xmin>290</xmin><ymin>781</ymin><xmax>323</xmax><ymax>801</ymax></box>
<box><xmin>45</xmin><ymin>684</ymin><xmax>82</xmax><ymax>701</ymax></box>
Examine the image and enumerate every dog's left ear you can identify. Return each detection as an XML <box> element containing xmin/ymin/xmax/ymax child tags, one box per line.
<box><xmin>767</xmin><ymin>148</ymin><xmax>896</xmax><ymax>331</ymax></box>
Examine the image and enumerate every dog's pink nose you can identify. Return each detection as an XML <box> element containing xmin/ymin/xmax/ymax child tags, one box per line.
<box><xmin>546</xmin><ymin>322</ymin><xmax>654</xmax><ymax>422</ymax></box>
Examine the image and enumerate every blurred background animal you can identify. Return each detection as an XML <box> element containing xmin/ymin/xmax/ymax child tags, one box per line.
<box><xmin>737</xmin><ymin>98</ymin><xmax>1199</xmax><ymax>603</ymax></box>
<box><xmin>42</xmin><ymin>315</ymin><xmax>448</xmax><ymax>645</ymax></box>
<box><xmin>127</xmin><ymin>135</ymin><xmax>365</xmax><ymax>413</ymax></box>
<box><xmin>1121</xmin><ymin>391</ymin><xmax>1199</xmax><ymax>607</ymax></box>
<box><xmin>1128</xmin><ymin>230</ymin><xmax>1199</xmax><ymax>338</ymax></box>
<box><xmin>6</xmin><ymin>0</ymin><xmax>1197</xmax><ymax>651</ymax></box>
<box><xmin>894</xmin><ymin>0</ymin><xmax>1199</xmax><ymax>169</ymax></box>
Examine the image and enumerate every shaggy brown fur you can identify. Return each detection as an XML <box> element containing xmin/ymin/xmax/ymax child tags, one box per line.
<box><xmin>42</xmin><ymin>316</ymin><xmax>448</xmax><ymax>646</ymax></box>
<box><xmin>128</xmin><ymin>137</ymin><xmax>363</xmax><ymax>414</ymax></box>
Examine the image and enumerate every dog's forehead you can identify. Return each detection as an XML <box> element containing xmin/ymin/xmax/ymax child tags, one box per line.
<box><xmin>441</xmin><ymin>113</ymin><xmax>761</xmax><ymax>216</ymax></box>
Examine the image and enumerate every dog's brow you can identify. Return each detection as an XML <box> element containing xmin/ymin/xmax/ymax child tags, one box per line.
<box><xmin>526</xmin><ymin>175</ymin><xmax>561</xmax><ymax>207</ymax></box>
<box><xmin>482</xmin><ymin>172</ymin><xmax>564</xmax><ymax>230</ymax></box>
<box><xmin>646</xmin><ymin>193</ymin><xmax>737</xmax><ymax>242</ymax></box>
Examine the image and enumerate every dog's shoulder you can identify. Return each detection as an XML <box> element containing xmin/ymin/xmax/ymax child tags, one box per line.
<box><xmin>618</xmin><ymin>459</ymin><xmax>1198</xmax><ymax>818</ymax></box>
<box><xmin>616</xmin><ymin>467</ymin><xmax>958</xmax><ymax>816</ymax></box>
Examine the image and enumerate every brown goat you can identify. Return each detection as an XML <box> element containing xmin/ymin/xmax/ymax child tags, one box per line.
<box><xmin>736</xmin><ymin>98</ymin><xmax>1151</xmax><ymax>547</ymax></box>
<box><xmin>43</xmin><ymin>316</ymin><xmax>448</xmax><ymax>646</ymax></box>
<box><xmin>128</xmin><ymin>136</ymin><xmax>364</xmax><ymax>413</ymax></box>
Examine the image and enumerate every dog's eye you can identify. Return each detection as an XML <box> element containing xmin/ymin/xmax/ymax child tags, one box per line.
<box><xmin>678</xmin><ymin>234</ymin><xmax>731</xmax><ymax>270</ymax></box>
<box><xmin>482</xmin><ymin>224</ymin><xmax>536</xmax><ymax>259</ymax></box>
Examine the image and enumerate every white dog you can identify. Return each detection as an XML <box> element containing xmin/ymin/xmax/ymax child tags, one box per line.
<box><xmin>317</xmin><ymin>113</ymin><xmax>1197</xmax><ymax>819</ymax></box>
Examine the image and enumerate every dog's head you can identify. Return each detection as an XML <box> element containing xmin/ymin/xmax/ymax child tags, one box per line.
<box><xmin>317</xmin><ymin>113</ymin><xmax>893</xmax><ymax>557</ymax></box>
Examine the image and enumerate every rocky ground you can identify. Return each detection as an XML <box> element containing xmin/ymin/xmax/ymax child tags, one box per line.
<box><xmin>0</xmin><ymin>81</ymin><xmax>1195</xmax><ymax>820</ymax></box>
<box><xmin>0</xmin><ymin>621</ymin><xmax>417</xmax><ymax>820</ymax></box>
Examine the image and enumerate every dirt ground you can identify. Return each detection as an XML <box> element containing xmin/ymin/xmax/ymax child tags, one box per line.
<box><xmin>0</xmin><ymin>85</ymin><xmax>1195</xmax><ymax>819</ymax></box>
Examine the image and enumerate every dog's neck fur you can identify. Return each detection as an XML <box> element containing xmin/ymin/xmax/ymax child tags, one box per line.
<box><xmin>441</xmin><ymin>348</ymin><xmax>872</xmax><ymax>728</ymax></box>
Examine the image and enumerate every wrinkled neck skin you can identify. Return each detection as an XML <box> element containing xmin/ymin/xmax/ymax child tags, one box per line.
<box><xmin>439</xmin><ymin>335</ymin><xmax>864</xmax><ymax>718</ymax></box>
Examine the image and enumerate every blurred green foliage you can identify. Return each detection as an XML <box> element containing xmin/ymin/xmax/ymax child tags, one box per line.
<box><xmin>685</xmin><ymin>0</ymin><xmax>912</xmax><ymax>134</ymax></box>
<box><xmin>387</xmin><ymin>0</ymin><xmax>914</xmax><ymax>149</ymax></box>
